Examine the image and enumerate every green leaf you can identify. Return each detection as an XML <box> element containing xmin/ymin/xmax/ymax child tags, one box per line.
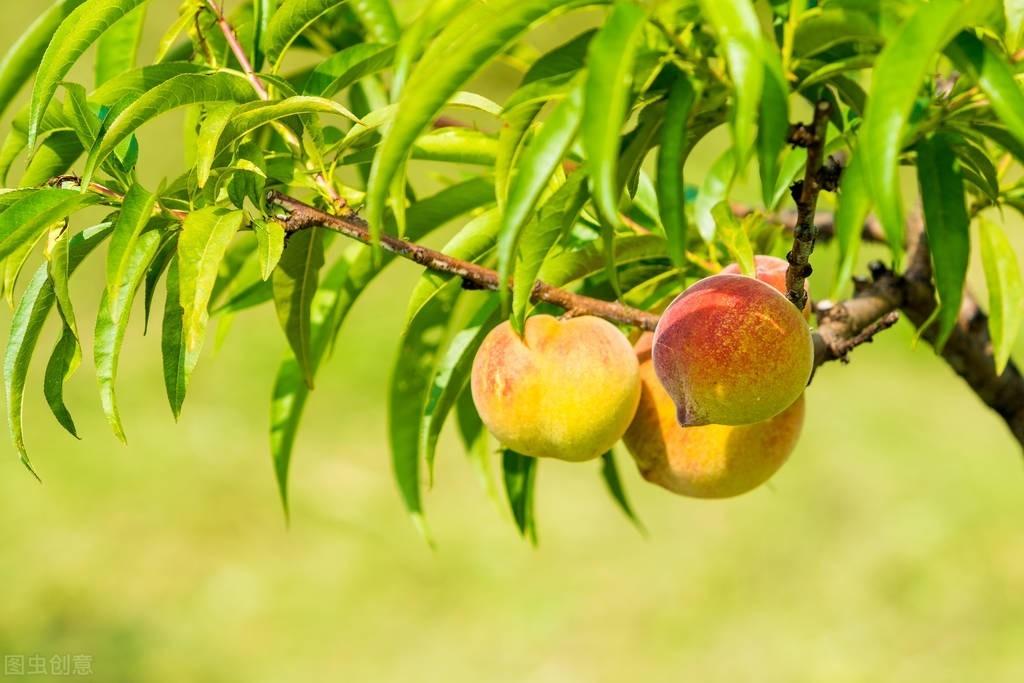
<box><xmin>253</xmin><ymin>0</ymin><xmax>277</xmax><ymax>71</ymax></box>
<box><xmin>264</xmin><ymin>0</ymin><xmax>347</xmax><ymax>70</ymax></box>
<box><xmin>28</xmin><ymin>0</ymin><xmax>148</xmax><ymax>148</ymax></box>
<box><xmin>366</xmin><ymin>0</ymin><xmax>585</xmax><ymax>243</ymax></box>
<box><xmin>860</xmin><ymin>0</ymin><xmax>996</xmax><ymax>264</ymax></box>
<box><xmin>978</xmin><ymin>219</ymin><xmax>1024</xmax><ymax>376</ymax></box>
<box><xmin>698</xmin><ymin>0</ymin><xmax>765</xmax><ymax>171</ymax></box>
<box><xmin>600</xmin><ymin>451</ymin><xmax>644</xmax><ymax>533</ymax></box>
<box><xmin>178</xmin><ymin>207</ymin><xmax>244</xmax><ymax>359</ymax></box>
<box><xmin>21</xmin><ymin>130</ymin><xmax>83</xmax><ymax>187</ymax></box>
<box><xmin>216</xmin><ymin>96</ymin><xmax>360</xmax><ymax>157</ymax></box>
<box><xmin>389</xmin><ymin>211</ymin><xmax>501</xmax><ymax>529</ymax></box>
<box><xmin>656</xmin><ymin>70</ymin><xmax>695</xmax><ymax>268</ymax></box>
<box><xmin>422</xmin><ymin>301</ymin><xmax>500</xmax><ymax>481</ymax></box>
<box><xmin>303</xmin><ymin>43</ymin><xmax>395</xmax><ymax>98</ymax></box>
<box><xmin>254</xmin><ymin>218</ymin><xmax>286</xmax><ymax>280</ymax></box>
<box><xmin>90</xmin><ymin>62</ymin><xmax>208</xmax><ymax>105</ymax></box>
<box><xmin>510</xmin><ymin>172</ymin><xmax>589</xmax><ymax>331</ymax></box>
<box><xmin>94</xmin><ymin>228</ymin><xmax>161</xmax><ymax>443</ymax></box>
<box><xmin>43</xmin><ymin>326</ymin><xmax>81</xmax><ymax>438</ymax></box>
<box><xmin>269</xmin><ymin>179</ymin><xmax>495</xmax><ymax>514</ymax></box>
<box><xmin>273</xmin><ymin>228</ymin><xmax>325</xmax><ymax>388</ymax></box>
<box><xmin>947</xmin><ymin>32</ymin><xmax>1024</xmax><ymax>150</ymax></box>
<box><xmin>916</xmin><ymin>133</ymin><xmax>970</xmax><ymax>350</ymax></box>
<box><xmin>45</xmin><ymin>224</ymin><xmax>75</xmax><ymax>333</ymax></box>
<box><xmin>538</xmin><ymin>234</ymin><xmax>667</xmax><ymax>287</ymax></box>
<box><xmin>582</xmin><ymin>1</ymin><xmax>647</xmax><ymax>232</ymax></box>
<box><xmin>757</xmin><ymin>60</ymin><xmax>790</xmax><ymax>207</ymax></box>
<box><xmin>95</xmin><ymin>2</ymin><xmax>147</xmax><ymax>86</ymax></box>
<box><xmin>351</xmin><ymin>0</ymin><xmax>400</xmax><ymax>43</ymax></box>
<box><xmin>831</xmin><ymin>151</ymin><xmax>871</xmax><ymax>299</ymax></box>
<box><xmin>502</xmin><ymin>450</ymin><xmax>538</xmax><ymax>543</ymax></box>
<box><xmin>498</xmin><ymin>83</ymin><xmax>583</xmax><ymax>315</ymax></box>
<box><xmin>694</xmin><ymin>150</ymin><xmax>735</xmax><ymax>242</ymax></box>
<box><xmin>161</xmin><ymin>257</ymin><xmax>198</xmax><ymax>419</ymax></box>
<box><xmin>712</xmin><ymin>201</ymin><xmax>755</xmax><ymax>275</ymax></box>
<box><xmin>0</xmin><ymin>0</ymin><xmax>85</xmax><ymax>118</ymax></box>
<box><xmin>143</xmin><ymin>232</ymin><xmax>176</xmax><ymax>333</ymax></box>
<box><xmin>196</xmin><ymin>103</ymin><xmax>238</xmax><ymax>189</ymax></box>
<box><xmin>107</xmin><ymin>183</ymin><xmax>156</xmax><ymax>303</ymax></box>
<box><xmin>83</xmin><ymin>71</ymin><xmax>257</xmax><ymax>185</ymax></box>
<box><xmin>0</xmin><ymin>189</ymin><xmax>100</xmax><ymax>263</ymax></box>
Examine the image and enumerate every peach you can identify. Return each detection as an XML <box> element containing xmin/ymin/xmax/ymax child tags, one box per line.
<box><xmin>471</xmin><ymin>315</ymin><xmax>641</xmax><ymax>461</ymax></box>
<box><xmin>624</xmin><ymin>334</ymin><xmax>804</xmax><ymax>498</ymax></box>
<box><xmin>652</xmin><ymin>273</ymin><xmax>812</xmax><ymax>426</ymax></box>
<box><xmin>721</xmin><ymin>255</ymin><xmax>812</xmax><ymax>319</ymax></box>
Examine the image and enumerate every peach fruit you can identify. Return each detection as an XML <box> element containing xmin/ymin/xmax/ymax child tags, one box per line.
<box><xmin>721</xmin><ymin>255</ymin><xmax>812</xmax><ymax>319</ymax></box>
<box><xmin>471</xmin><ymin>315</ymin><xmax>641</xmax><ymax>461</ymax></box>
<box><xmin>652</xmin><ymin>273</ymin><xmax>813</xmax><ymax>426</ymax></box>
<box><xmin>624</xmin><ymin>334</ymin><xmax>804</xmax><ymax>498</ymax></box>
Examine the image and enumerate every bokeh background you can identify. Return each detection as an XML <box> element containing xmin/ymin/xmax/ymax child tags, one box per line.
<box><xmin>1</xmin><ymin>3</ymin><xmax>1023</xmax><ymax>681</ymax></box>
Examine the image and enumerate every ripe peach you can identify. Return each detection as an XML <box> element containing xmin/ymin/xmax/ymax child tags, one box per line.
<box><xmin>652</xmin><ymin>273</ymin><xmax>812</xmax><ymax>426</ymax></box>
<box><xmin>471</xmin><ymin>315</ymin><xmax>641</xmax><ymax>461</ymax></box>
<box><xmin>624</xmin><ymin>334</ymin><xmax>804</xmax><ymax>498</ymax></box>
<box><xmin>721</xmin><ymin>255</ymin><xmax>812</xmax><ymax>319</ymax></box>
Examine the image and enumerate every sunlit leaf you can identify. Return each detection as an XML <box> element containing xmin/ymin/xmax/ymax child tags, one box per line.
<box><xmin>978</xmin><ymin>219</ymin><xmax>1024</xmax><ymax>376</ymax></box>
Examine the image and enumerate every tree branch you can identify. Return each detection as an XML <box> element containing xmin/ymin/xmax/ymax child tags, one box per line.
<box><xmin>785</xmin><ymin>100</ymin><xmax>833</xmax><ymax>310</ymax></box>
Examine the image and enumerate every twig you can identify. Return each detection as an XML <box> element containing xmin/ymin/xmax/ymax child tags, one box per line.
<box><xmin>785</xmin><ymin>100</ymin><xmax>832</xmax><ymax>311</ymax></box>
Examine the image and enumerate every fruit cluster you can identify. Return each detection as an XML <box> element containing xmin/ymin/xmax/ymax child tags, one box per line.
<box><xmin>470</xmin><ymin>256</ymin><xmax>814</xmax><ymax>499</ymax></box>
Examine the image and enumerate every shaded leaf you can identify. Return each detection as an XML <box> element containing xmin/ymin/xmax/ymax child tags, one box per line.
<box><xmin>273</xmin><ymin>228</ymin><xmax>324</xmax><ymax>388</ymax></box>
<box><xmin>916</xmin><ymin>133</ymin><xmax>970</xmax><ymax>350</ymax></box>
<box><xmin>831</xmin><ymin>151</ymin><xmax>871</xmax><ymax>298</ymax></box>
<box><xmin>600</xmin><ymin>451</ymin><xmax>644</xmax><ymax>533</ymax></box>
<box><xmin>161</xmin><ymin>257</ymin><xmax>198</xmax><ymax>419</ymax></box>
<box><xmin>502</xmin><ymin>450</ymin><xmax>538</xmax><ymax>543</ymax></box>
<box><xmin>656</xmin><ymin>70</ymin><xmax>695</xmax><ymax>268</ymax></box>
<box><xmin>264</xmin><ymin>0</ymin><xmax>347</xmax><ymax>69</ymax></box>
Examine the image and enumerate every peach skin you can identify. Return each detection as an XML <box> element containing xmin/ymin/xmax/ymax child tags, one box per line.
<box><xmin>652</xmin><ymin>274</ymin><xmax>813</xmax><ymax>426</ymax></box>
<box><xmin>625</xmin><ymin>334</ymin><xmax>804</xmax><ymax>498</ymax></box>
<box><xmin>471</xmin><ymin>315</ymin><xmax>641</xmax><ymax>461</ymax></box>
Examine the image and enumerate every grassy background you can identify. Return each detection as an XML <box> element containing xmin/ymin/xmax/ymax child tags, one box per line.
<box><xmin>1</xmin><ymin>3</ymin><xmax>1024</xmax><ymax>681</ymax></box>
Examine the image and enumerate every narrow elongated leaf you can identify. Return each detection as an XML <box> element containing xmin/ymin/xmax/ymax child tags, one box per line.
<box><xmin>95</xmin><ymin>3</ymin><xmax>147</xmax><ymax>86</ymax></box>
<box><xmin>29</xmin><ymin>0</ymin><xmax>148</xmax><ymax>147</ymax></box>
<box><xmin>83</xmin><ymin>71</ymin><xmax>257</xmax><ymax>184</ymax></box>
<box><xmin>757</xmin><ymin>60</ymin><xmax>790</xmax><ymax>207</ymax></box>
<box><xmin>21</xmin><ymin>130</ymin><xmax>83</xmax><ymax>187</ymax></box>
<box><xmin>216</xmin><ymin>96</ymin><xmax>359</xmax><ymax>157</ymax></box>
<box><xmin>273</xmin><ymin>228</ymin><xmax>324</xmax><ymax>388</ymax></box>
<box><xmin>694</xmin><ymin>150</ymin><xmax>735</xmax><ymax>242</ymax></box>
<box><xmin>107</xmin><ymin>184</ymin><xmax>155</xmax><ymax>303</ymax></box>
<box><xmin>698</xmin><ymin>0</ymin><xmax>764</xmax><ymax>170</ymax></box>
<box><xmin>254</xmin><ymin>218</ymin><xmax>286</xmax><ymax>280</ymax></box>
<box><xmin>253</xmin><ymin>0</ymin><xmax>277</xmax><ymax>71</ymax></box>
<box><xmin>600</xmin><ymin>451</ymin><xmax>643</xmax><ymax>532</ymax></box>
<box><xmin>0</xmin><ymin>0</ymin><xmax>85</xmax><ymax>118</ymax></box>
<box><xmin>422</xmin><ymin>301</ymin><xmax>501</xmax><ymax>480</ymax></box>
<box><xmin>95</xmin><ymin>229</ymin><xmax>161</xmax><ymax>442</ymax></box>
<box><xmin>303</xmin><ymin>43</ymin><xmax>395</xmax><ymax>97</ymax></box>
<box><xmin>0</xmin><ymin>189</ymin><xmax>100</xmax><ymax>263</ymax></box>
<box><xmin>498</xmin><ymin>84</ymin><xmax>583</xmax><ymax>314</ymax></box>
<box><xmin>43</xmin><ymin>327</ymin><xmax>81</xmax><ymax>438</ymax></box>
<box><xmin>947</xmin><ymin>32</ymin><xmax>1024</xmax><ymax>149</ymax></box>
<box><xmin>511</xmin><ymin>172</ymin><xmax>589</xmax><ymax>331</ymax></box>
<box><xmin>712</xmin><ymin>202</ymin><xmax>754</xmax><ymax>275</ymax></box>
<box><xmin>503</xmin><ymin>450</ymin><xmax>538</xmax><ymax>543</ymax></box>
<box><xmin>656</xmin><ymin>71</ymin><xmax>695</xmax><ymax>268</ymax></box>
<box><xmin>389</xmin><ymin>212</ymin><xmax>501</xmax><ymax>530</ymax></box>
<box><xmin>831</xmin><ymin>152</ymin><xmax>871</xmax><ymax>298</ymax></box>
<box><xmin>143</xmin><ymin>233</ymin><xmax>177</xmax><ymax>332</ymax></box>
<box><xmin>196</xmin><ymin>103</ymin><xmax>238</xmax><ymax>188</ymax></box>
<box><xmin>978</xmin><ymin>219</ymin><xmax>1024</xmax><ymax>375</ymax></box>
<box><xmin>582</xmin><ymin>1</ymin><xmax>647</xmax><ymax>231</ymax></box>
<box><xmin>45</xmin><ymin>224</ymin><xmax>76</xmax><ymax>335</ymax></box>
<box><xmin>178</xmin><ymin>208</ymin><xmax>244</xmax><ymax>358</ymax></box>
<box><xmin>366</xmin><ymin>0</ymin><xmax>586</xmax><ymax>241</ymax></box>
<box><xmin>351</xmin><ymin>0</ymin><xmax>400</xmax><ymax>43</ymax></box>
<box><xmin>90</xmin><ymin>62</ymin><xmax>208</xmax><ymax>105</ymax></box>
<box><xmin>860</xmin><ymin>0</ymin><xmax>995</xmax><ymax>262</ymax></box>
<box><xmin>916</xmin><ymin>134</ymin><xmax>970</xmax><ymax>350</ymax></box>
<box><xmin>264</xmin><ymin>0</ymin><xmax>348</xmax><ymax>69</ymax></box>
<box><xmin>161</xmin><ymin>257</ymin><xmax>198</xmax><ymax>419</ymax></box>
<box><xmin>270</xmin><ymin>179</ymin><xmax>495</xmax><ymax>514</ymax></box>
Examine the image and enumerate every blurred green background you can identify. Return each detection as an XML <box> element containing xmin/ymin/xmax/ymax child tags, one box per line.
<box><xmin>2</xmin><ymin>3</ymin><xmax>1024</xmax><ymax>682</ymax></box>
